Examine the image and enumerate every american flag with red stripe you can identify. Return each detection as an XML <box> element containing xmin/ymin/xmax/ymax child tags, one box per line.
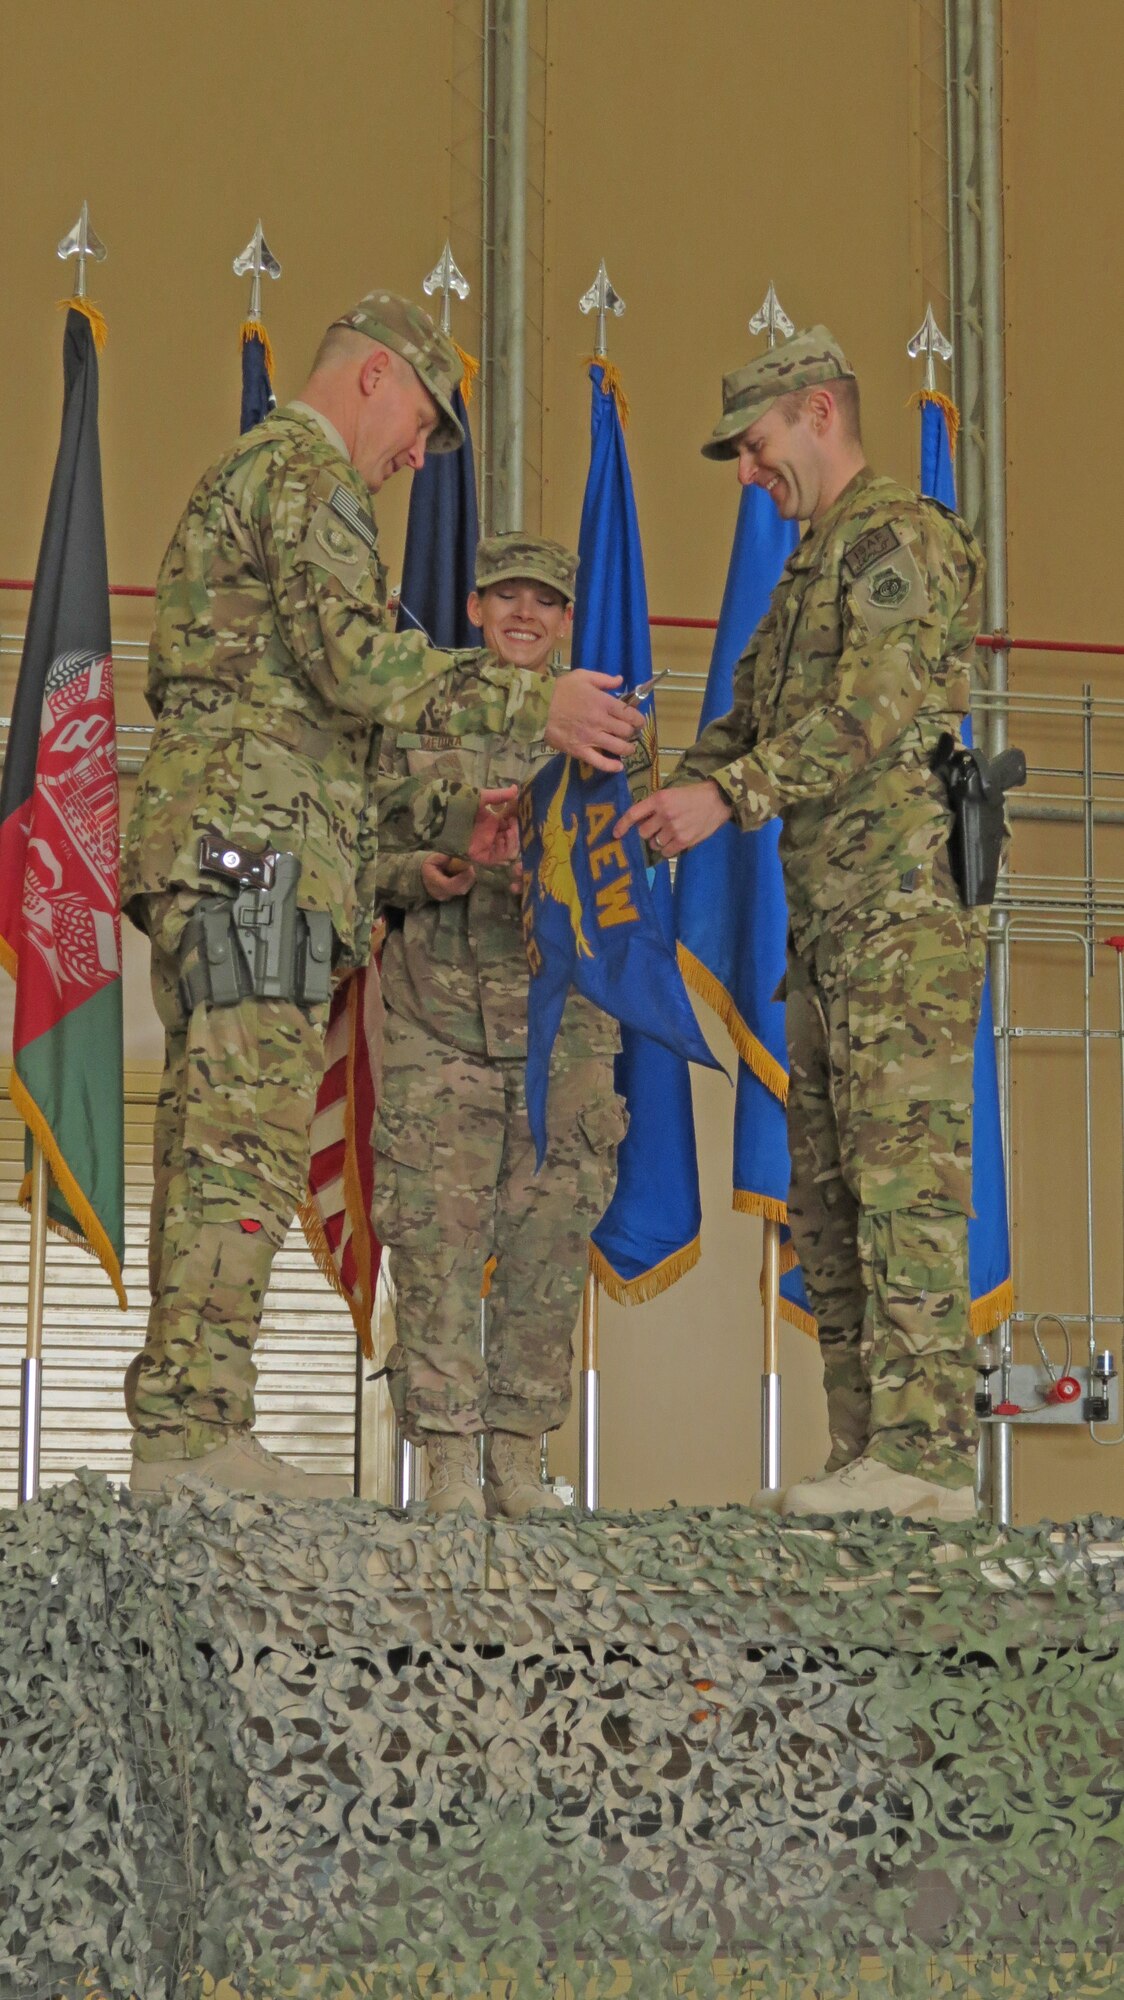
<box><xmin>299</xmin><ymin>951</ymin><xmax>384</xmax><ymax>1357</ymax></box>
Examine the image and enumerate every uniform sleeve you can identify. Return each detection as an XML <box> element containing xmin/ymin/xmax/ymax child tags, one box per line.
<box><xmin>246</xmin><ymin>458</ymin><xmax>554</xmax><ymax>742</ymax></box>
<box><xmin>665</xmin><ymin>610</ymin><xmax>773</xmax><ymax>788</ymax></box>
<box><xmin>375</xmin><ymin>849</ymin><xmax>433</xmax><ymax>910</ymax></box>
<box><xmin>375</xmin><ymin>768</ymin><xmax>480</xmax><ymax>861</ymax></box>
<box><xmin>707</xmin><ymin>526</ymin><xmax>949</xmax><ymax>830</ymax></box>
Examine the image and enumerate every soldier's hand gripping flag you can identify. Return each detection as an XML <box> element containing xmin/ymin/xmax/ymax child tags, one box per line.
<box><xmin>300</xmin><ymin>357</ymin><xmax>480</xmax><ymax>1354</ymax></box>
<box><xmin>918</xmin><ymin>389</ymin><xmax>1013</xmax><ymax>1334</ymax></box>
<box><xmin>569</xmin><ymin>361</ymin><xmax>716</xmax><ymax>1299</ymax></box>
<box><xmin>0</xmin><ymin>302</ymin><xmax>125</xmax><ymax>1301</ymax></box>
<box><xmin>673</xmin><ymin>479</ymin><xmax>812</xmax><ymax>1335</ymax></box>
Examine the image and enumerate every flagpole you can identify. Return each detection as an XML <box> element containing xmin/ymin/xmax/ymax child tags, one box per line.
<box><xmin>760</xmin><ymin>1216</ymin><xmax>781</xmax><ymax>1493</ymax></box>
<box><xmin>748</xmin><ymin>284</ymin><xmax>794</xmax><ymax>1498</ymax></box>
<box><xmin>575</xmin><ymin>257</ymin><xmax>625</xmax><ymax>1516</ymax></box>
<box><xmin>579</xmin><ymin>1272</ymin><xmax>600</xmax><ymax>1510</ymax></box>
<box><xmin>18</xmin><ymin>1145</ymin><xmax>49</xmax><ymax>1504</ymax></box>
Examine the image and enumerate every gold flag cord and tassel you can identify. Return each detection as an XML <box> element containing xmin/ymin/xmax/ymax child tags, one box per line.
<box><xmin>452</xmin><ymin>342</ymin><xmax>479</xmax><ymax>406</ymax></box>
<box><xmin>56</xmin><ymin>296</ymin><xmax>108</xmax><ymax>352</ymax></box>
<box><xmin>583</xmin><ymin>354</ymin><xmax>630</xmax><ymax>428</ymax></box>
<box><xmin>240</xmin><ymin>316</ymin><xmax>277</xmax><ymax>381</ymax></box>
<box><xmin>911</xmin><ymin>387</ymin><xmax>961</xmax><ymax>459</ymax></box>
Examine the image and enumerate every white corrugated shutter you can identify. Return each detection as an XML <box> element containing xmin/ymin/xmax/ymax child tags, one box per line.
<box><xmin>0</xmin><ymin>1062</ymin><xmax>358</xmax><ymax>1501</ymax></box>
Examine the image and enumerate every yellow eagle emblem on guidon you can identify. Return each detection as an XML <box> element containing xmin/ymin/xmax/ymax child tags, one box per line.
<box><xmin>538</xmin><ymin>760</ymin><xmax>593</xmax><ymax>959</ymax></box>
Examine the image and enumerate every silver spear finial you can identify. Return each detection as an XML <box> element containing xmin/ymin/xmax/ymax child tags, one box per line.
<box><xmin>233</xmin><ymin>221</ymin><xmax>281</xmax><ymax>323</ymax></box>
<box><xmin>423</xmin><ymin>239</ymin><xmax>470</xmax><ymax>336</ymax></box>
<box><xmin>57</xmin><ymin>202</ymin><xmax>107</xmax><ymax>301</ymax></box>
<box><xmin>907</xmin><ymin>304</ymin><xmax>954</xmax><ymax>393</ymax></box>
<box><xmin>579</xmin><ymin>259</ymin><xmax>625</xmax><ymax>357</ymax></box>
<box><xmin>748</xmin><ymin>283</ymin><xmax>794</xmax><ymax>351</ymax></box>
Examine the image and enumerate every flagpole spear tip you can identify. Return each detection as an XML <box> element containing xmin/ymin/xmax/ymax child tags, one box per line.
<box><xmin>579</xmin><ymin>258</ymin><xmax>625</xmax><ymax>359</ymax></box>
<box><xmin>907</xmin><ymin>303</ymin><xmax>954</xmax><ymax>393</ymax></box>
<box><xmin>748</xmin><ymin>283</ymin><xmax>794</xmax><ymax>352</ymax></box>
<box><xmin>233</xmin><ymin>221</ymin><xmax>282</xmax><ymax>324</ymax></box>
<box><xmin>423</xmin><ymin>238</ymin><xmax>470</xmax><ymax>337</ymax></box>
<box><xmin>57</xmin><ymin>201</ymin><xmax>107</xmax><ymax>301</ymax></box>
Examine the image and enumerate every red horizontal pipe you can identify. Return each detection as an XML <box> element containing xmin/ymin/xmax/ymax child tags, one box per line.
<box><xmin>4</xmin><ymin>576</ymin><xmax>1124</xmax><ymax>660</ymax></box>
<box><xmin>0</xmin><ymin>578</ymin><xmax>156</xmax><ymax>599</ymax></box>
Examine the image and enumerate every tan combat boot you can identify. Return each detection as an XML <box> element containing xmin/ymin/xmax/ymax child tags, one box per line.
<box><xmin>484</xmin><ymin>1432</ymin><xmax>566</xmax><ymax>1521</ymax></box>
<box><xmin>129</xmin><ymin>1432</ymin><xmax>352</xmax><ymax>1501</ymax></box>
<box><xmin>424</xmin><ymin>1433</ymin><xmax>487</xmax><ymax>1519</ymax></box>
<box><xmin>781</xmin><ymin>1455</ymin><xmax>977</xmax><ymax>1523</ymax></box>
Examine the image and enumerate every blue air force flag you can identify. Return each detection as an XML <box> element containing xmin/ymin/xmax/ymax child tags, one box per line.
<box><xmin>573</xmin><ymin>362</ymin><xmax>711</xmax><ymax>1298</ymax></box>
<box><xmin>239</xmin><ymin>321</ymin><xmax>275</xmax><ymax>433</ymax></box>
<box><xmin>519</xmin><ymin>756</ymin><xmax>721</xmax><ymax>1171</ymax></box>
<box><xmin>919</xmin><ymin>392</ymin><xmax>1013</xmax><ymax>1334</ymax></box>
<box><xmin>396</xmin><ymin>382</ymin><xmax>478</xmax><ymax>648</ymax></box>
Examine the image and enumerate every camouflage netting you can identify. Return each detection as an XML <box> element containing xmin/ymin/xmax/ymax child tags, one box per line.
<box><xmin>1</xmin><ymin>1474</ymin><xmax>1121</xmax><ymax>2000</ymax></box>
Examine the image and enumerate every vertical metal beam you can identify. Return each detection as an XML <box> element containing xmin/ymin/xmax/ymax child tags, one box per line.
<box><xmin>485</xmin><ymin>0</ymin><xmax>528</xmax><ymax>535</ymax></box>
<box><xmin>950</xmin><ymin>0</ymin><xmax>1015</xmax><ymax>1522</ymax></box>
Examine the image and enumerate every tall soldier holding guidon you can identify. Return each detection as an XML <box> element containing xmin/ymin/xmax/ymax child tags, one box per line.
<box><xmin>617</xmin><ymin>327</ymin><xmax>993</xmax><ymax>1523</ymax></box>
<box><xmin>123</xmin><ymin>292</ymin><xmax>641</xmax><ymax>1500</ymax></box>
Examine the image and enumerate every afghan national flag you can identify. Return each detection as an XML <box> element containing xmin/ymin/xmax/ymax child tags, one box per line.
<box><xmin>918</xmin><ymin>390</ymin><xmax>1014</xmax><ymax>1335</ymax></box>
<box><xmin>572</xmin><ymin>362</ymin><xmax>710</xmax><ymax>1301</ymax></box>
<box><xmin>301</xmin><ymin>372</ymin><xmax>479</xmax><ymax>1354</ymax></box>
<box><xmin>240</xmin><ymin>317</ymin><xmax>276</xmax><ymax>431</ymax></box>
<box><xmin>0</xmin><ymin>304</ymin><xmax>125</xmax><ymax>1302</ymax></box>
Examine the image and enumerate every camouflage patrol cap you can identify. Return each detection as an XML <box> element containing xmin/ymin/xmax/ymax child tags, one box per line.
<box><xmin>701</xmin><ymin>325</ymin><xmax>856</xmax><ymax>460</ymax></box>
<box><xmin>474</xmin><ymin>532</ymin><xmax>579</xmax><ymax>604</ymax></box>
<box><xmin>330</xmin><ymin>289</ymin><xmax>465</xmax><ymax>453</ymax></box>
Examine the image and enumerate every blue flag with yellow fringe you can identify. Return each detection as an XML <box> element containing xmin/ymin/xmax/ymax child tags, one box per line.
<box><xmin>519</xmin><ymin>756</ymin><xmax>721</xmax><ymax>1169</ymax></box>
<box><xmin>396</xmin><ymin>380</ymin><xmax>478</xmax><ymax>647</ymax></box>
<box><xmin>673</xmin><ymin>481</ymin><xmax>812</xmax><ymax>1335</ymax></box>
<box><xmin>570</xmin><ymin>361</ymin><xmax>711</xmax><ymax>1300</ymax></box>
<box><xmin>919</xmin><ymin>392</ymin><xmax>1013</xmax><ymax>1334</ymax></box>
<box><xmin>239</xmin><ymin>318</ymin><xmax>275</xmax><ymax>432</ymax></box>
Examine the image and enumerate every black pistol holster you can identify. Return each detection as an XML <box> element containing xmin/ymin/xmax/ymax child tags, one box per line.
<box><xmin>930</xmin><ymin>732</ymin><xmax>1027</xmax><ymax>907</ymax></box>
<box><xmin>178</xmin><ymin>837</ymin><xmax>333</xmax><ymax>1013</ymax></box>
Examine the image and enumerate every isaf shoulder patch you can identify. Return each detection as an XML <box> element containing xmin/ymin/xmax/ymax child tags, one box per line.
<box><xmin>843</xmin><ymin>522</ymin><xmax>901</xmax><ymax>580</ymax></box>
<box><xmin>849</xmin><ymin>540</ymin><xmax>930</xmax><ymax>634</ymax></box>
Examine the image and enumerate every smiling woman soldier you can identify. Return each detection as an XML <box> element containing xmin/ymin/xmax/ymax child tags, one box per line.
<box><xmin>371</xmin><ymin>533</ymin><xmax>638</xmax><ymax>1518</ymax></box>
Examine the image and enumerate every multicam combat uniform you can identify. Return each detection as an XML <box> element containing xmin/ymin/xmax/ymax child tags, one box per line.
<box><xmin>122</xmin><ymin>404</ymin><xmax>556</xmax><ymax>1465</ymax></box>
<box><xmin>673</xmin><ymin>466</ymin><xmax>987</xmax><ymax>1489</ymax></box>
<box><xmin>373</xmin><ymin>654</ymin><xmax>629</xmax><ymax>1444</ymax></box>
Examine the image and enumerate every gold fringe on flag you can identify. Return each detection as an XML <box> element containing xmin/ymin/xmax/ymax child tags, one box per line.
<box><xmin>452</xmin><ymin>341</ymin><xmax>479</xmax><ymax>406</ymax></box>
<box><xmin>240</xmin><ymin>316</ymin><xmax>276</xmax><ymax>382</ymax></box>
<box><xmin>911</xmin><ymin>388</ymin><xmax>961</xmax><ymax>460</ymax></box>
<box><xmin>971</xmin><ymin>1277</ymin><xmax>1015</xmax><ymax>1339</ymax></box>
<box><xmin>583</xmin><ymin>355</ymin><xmax>630</xmax><ymax>428</ymax></box>
<box><xmin>9</xmin><ymin>1068</ymin><xmax>126</xmax><ymax>1308</ymax></box>
<box><xmin>677</xmin><ymin>945</ymin><xmax>789</xmax><ymax>1102</ymax></box>
<box><xmin>588</xmin><ymin>1233</ymin><xmax>700</xmax><ymax>1304</ymax></box>
<box><xmin>779</xmin><ymin>1294</ymin><xmax>818</xmax><ymax>1339</ymax></box>
<box><xmin>57</xmin><ymin>297</ymin><xmax>108</xmax><ymax>352</ymax></box>
<box><xmin>732</xmin><ymin>1188</ymin><xmax>787</xmax><ymax>1224</ymax></box>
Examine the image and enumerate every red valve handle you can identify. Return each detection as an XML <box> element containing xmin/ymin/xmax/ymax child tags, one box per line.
<box><xmin>1045</xmin><ymin>1375</ymin><xmax>1083</xmax><ymax>1405</ymax></box>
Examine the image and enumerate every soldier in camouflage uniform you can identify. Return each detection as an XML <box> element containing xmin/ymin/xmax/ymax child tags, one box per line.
<box><xmin>123</xmin><ymin>295</ymin><xmax>641</xmax><ymax>1501</ymax></box>
<box><xmin>617</xmin><ymin>328</ymin><xmax>987</xmax><ymax>1523</ymax></box>
<box><xmin>373</xmin><ymin>534</ymin><xmax>633</xmax><ymax>1519</ymax></box>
